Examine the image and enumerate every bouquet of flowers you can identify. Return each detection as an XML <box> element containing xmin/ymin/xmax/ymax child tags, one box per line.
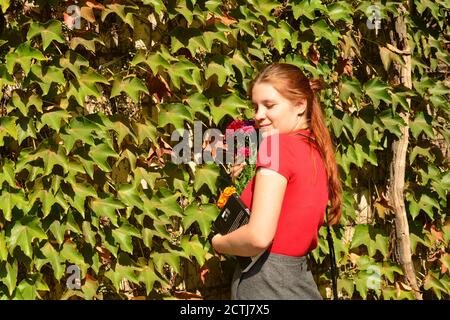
<box><xmin>223</xmin><ymin>119</ymin><xmax>258</xmax><ymax>195</ymax></box>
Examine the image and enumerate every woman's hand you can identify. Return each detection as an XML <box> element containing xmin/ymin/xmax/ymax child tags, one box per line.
<box><xmin>230</xmin><ymin>162</ymin><xmax>246</xmax><ymax>182</ymax></box>
<box><xmin>211</xmin><ymin>233</ymin><xmax>223</xmax><ymax>254</ymax></box>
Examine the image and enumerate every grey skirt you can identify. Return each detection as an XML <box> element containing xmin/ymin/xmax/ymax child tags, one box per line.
<box><xmin>231</xmin><ymin>250</ymin><xmax>323</xmax><ymax>300</ymax></box>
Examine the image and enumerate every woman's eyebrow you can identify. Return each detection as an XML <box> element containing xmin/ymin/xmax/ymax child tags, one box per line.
<box><xmin>252</xmin><ymin>99</ymin><xmax>276</xmax><ymax>105</ymax></box>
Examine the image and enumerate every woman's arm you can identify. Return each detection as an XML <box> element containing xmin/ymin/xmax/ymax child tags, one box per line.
<box><xmin>212</xmin><ymin>167</ymin><xmax>287</xmax><ymax>257</ymax></box>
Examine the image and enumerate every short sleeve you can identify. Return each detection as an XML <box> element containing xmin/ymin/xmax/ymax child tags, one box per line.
<box><xmin>256</xmin><ymin>134</ymin><xmax>293</xmax><ymax>180</ymax></box>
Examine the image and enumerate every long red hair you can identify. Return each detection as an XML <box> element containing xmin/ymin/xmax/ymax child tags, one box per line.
<box><xmin>252</xmin><ymin>63</ymin><xmax>342</xmax><ymax>225</ymax></box>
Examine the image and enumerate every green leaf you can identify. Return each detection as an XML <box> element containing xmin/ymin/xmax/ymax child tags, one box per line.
<box><xmin>138</xmin><ymin>262</ymin><xmax>164</xmax><ymax>295</ymax></box>
<box><xmin>364</xmin><ymin>78</ymin><xmax>391</xmax><ymax>108</ymax></box>
<box><xmin>205</xmin><ymin>61</ymin><xmax>232</xmax><ymax>87</ymax></box>
<box><xmin>1</xmin><ymin>158</ymin><xmax>15</xmax><ymax>187</ymax></box>
<box><xmin>210</xmin><ymin>94</ymin><xmax>248</xmax><ymax>125</ymax></box>
<box><xmin>183</xmin><ymin>203</ymin><xmax>219</xmax><ymax>237</ymax></box>
<box><xmin>27</xmin><ymin>20</ymin><xmax>65</xmax><ymax>50</ymax></box>
<box><xmin>5</xmin><ymin>43</ymin><xmax>46</xmax><ymax>75</ymax></box>
<box><xmin>350</xmin><ymin>224</ymin><xmax>371</xmax><ymax>249</ymax></box>
<box><xmin>39</xmin><ymin>110</ymin><xmax>71</xmax><ymax>132</ymax></box>
<box><xmin>112</xmin><ymin>220</ymin><xmax>140</xmax><ymax>254</ymax></box>
<box><xmin>409</xmin><ymin>146</ymin><xmax>434</xmax><ymax>164</ymax></box>
<box><xmin>157</xmin><ymin>193</ymin><xmax>183</xmax><ymax>219</ymax></box>
<box><xmin>151</xmin><ymin>252</ymin><xmax>181</xmax><ymax>275</ymax></box>
<box><xmin>0</xmin><ymin>64</ymin><xmax>14</xmax><ymax>89</ymax></box>
<box><xmin>326</xmin><ymin>1</ymin><xmax>352</xmax><ymax>23</ymax></box>
<box><xmin>41</xmin><ymin>242</ymin><xmax>64</xmax><ymax>280</ymax></box>
<box><xmin>248</xmin><ymin>0</ymin><xmax>279</xmax><ymax>21</ymax></box>
<box><xmin>61</xmin><ymin>241</ymin><xmax>85</xmax><ymax>267</ymax></box>
<box><xmin>158</xmin><ymin>103</ymin><xmax>192</xmax><ymax>133</ymax></box>
<box><xmin>423</xmin><ymin>271</ymin><xmax>448</xmax><ymax>299</ymax></box>
<box><xmin>310</xmin><ymin>19</ymin><xmax>339</xmax><ymax>45</ymax></box>
<box><xmin>81</xmin><ymin>277</ymin><xmax>99</xmax><ymax>300</ymax></box>
<box><xmin>337</xmin><ymin>278</ymin><xmax>354</xmax><ymax>297</ymax></box>
<box><xmin>141</xmin><ymin>0</ymin><xmax>166</xmax><ymax>15</ymax></box>
<box><xmin>0</xmin><ymin>261</ymin><xmax>18</xmax><ymax>296</ymax></box>
<box><xmin>49</xmin><ymin>220</ymin><xmax>65</xmax><ymax>246</ymax></box>
<box><xmin>410</xmin><ymin>112</ymin><xmax>434</xmax><ymax>139</ymax></box>
<box><xmin>186</xmin><ymin>93</ymin><xmax>211</xmax><ymax>118</ymax></box>
<box><xmin>378</xmin><ymin>109</ymin><xmax>406</xmax><ymax>137</ymax></box>
<box><xmin>67</xmin><ymin>69</ymin><xmax>109</xmax><ymax>106</ymax></box>
<box><xmin>134</xmin><ymin>119</ymin><xmax>159</xmax><ymax>146</ymax></box>
<box><xmin>0</xmin><ymin>116</ymin><xmax>18</xmax><ymax>146</ymax></box>
<box><xmin>101</xmin><ymin>3</ymin><xmax>137</xmax><ymax>29</ymax></box>
<box><xmin>88</xmin><ymin>143</ymin><xmax>118</xmax><ymax>172</ymax></box>
<box><xmin>0</xmin><ymin>231</ymin><xmax>8</xmax><ymax>261</ymax></box>
<box><xmin>8</xmin><ymin>216</ymin><xmax>47</xmax><ymax>258</ymax></box>
<box><xmin>339</xmin><ymin>77</ymin><xmax>362</xmax><ymax>102</ymax></box>
<box><xmin>117</xmin><ymin>183</ymin><xmax>144</xmax><ymax>210</ymax></box>
<box><xmin>180</xmin><ymin>235</ymin><xmax>208</xmax><ymax>266</ymax></box>
<box><xmin>0</xmin><ymin>0</ymin><xmax>11</xmax><ymax>13</ymax></box>
<box><xmin>0</xmin><ymin>189</ymin><xmax>28</xmax><ymax>221</ymax></box>
<box><xmin>90</xmin><ymin>197</ymin><xmax>124</xmax><ymax>227</ymax></box>
<box><xmin>267</xmin><ymin>21</ymin><xmax>292</xmax><ymax>53</ymax></box>
<box><xmin>194</xmin><ymin>164</ymin><xmax>220</xmax><ymax>193</ymax></box>
<box><xmin>110</xmin><ymin>76</ymin><xmax>149</xmax><ymax>103</ymax></box>
<box><xmin>69</xmin><ymin>182</ymin><xmax>98</xmax><ymax>217</ymax></box>
<box><xmin>292</xmin><ymin>0</ymin><xmax>326</xmax><ymax>19</ymax></box>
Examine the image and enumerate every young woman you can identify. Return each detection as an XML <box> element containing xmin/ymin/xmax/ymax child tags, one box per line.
<box><xmin>211</xmin><ymin>63</ymin><xmax>342</xmax><ymax>300</ymax></box>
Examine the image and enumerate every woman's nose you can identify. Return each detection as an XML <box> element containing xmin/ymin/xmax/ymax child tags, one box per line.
<box><xmin>254</xmin><ymin>106</ymin><xmax>265</xmax><ymax>121</ymax></box>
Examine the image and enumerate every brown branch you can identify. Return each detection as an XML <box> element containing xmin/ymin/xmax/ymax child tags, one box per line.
<box><xmin>388</xmin><ymin>3</ymin><xmax>422</xmax><ymax>300</ymax></box>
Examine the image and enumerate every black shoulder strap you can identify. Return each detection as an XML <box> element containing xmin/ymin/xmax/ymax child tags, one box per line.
<box><xmin>326</xmin><ymin>225</ymin><xmax>339</xmax><ymax>300</ymax></box>
<box><xmin>296</xmin><ymin>132</ymin><xmax>339</xmax><ymax>300</ymax></box>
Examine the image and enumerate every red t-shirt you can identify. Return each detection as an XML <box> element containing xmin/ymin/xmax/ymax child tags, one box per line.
<box><xmin>240</xmin><ymin>129</ymin><xmax>329</xmax><ymax>257</ymax></box>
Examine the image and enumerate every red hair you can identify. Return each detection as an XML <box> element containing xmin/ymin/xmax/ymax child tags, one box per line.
<box><xmin>252</xmin><ymin>63</ymin><xmax>342</xmax><ymax>225</ymax></box>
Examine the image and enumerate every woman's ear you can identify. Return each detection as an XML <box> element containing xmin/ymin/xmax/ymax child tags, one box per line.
<box><xmin>297</xmin><ymin>100</ymin><xmax>307</xmax><ymax>116</ymax></box>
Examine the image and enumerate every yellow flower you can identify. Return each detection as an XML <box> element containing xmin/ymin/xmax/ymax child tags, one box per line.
<box><xmin>223</xmin><ymin>187</ymin><xmax>236</xmax><ymax>197</ymax></box>
<box><xmin>217</xmin><ymin>197</ymin><xmax>227</xmax><ymax>209</ymax></box>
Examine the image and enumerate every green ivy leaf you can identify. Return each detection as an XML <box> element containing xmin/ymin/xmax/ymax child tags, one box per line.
<box><xmin>112</xmin><ymin>220</ymin><xmax>140</xmax><ymax>254</ymax></box>
<box><xmin>364</xmin><ymin>78</ymin><xmax>391</xmax><ymax>108</ymax></box>
<box><xmin>0</xmin><ymin>231</ymin><xmax>8</xmax><ymax>261</ymax></box>
<box><xmin>180</xmin><ymin>235</ymin><xmax>208</xmax><ymax>266</ymax></box>
<box><xmin>326</xmin><ymin>1</ymin><xmax>352</xmax><ymax>23</ymax></box>
<box><xmin>8</xmin><ymin>216</ymin><xmax>47</xmax><ymax>258</ymax></box>
<box><xmin>110</xmin><ymin>76</ymin><xmax>149</xmax><ymax>103</ymax></box>
<box><xmin>339</xmin><ymin>77</ymin><xmax>362</xmax><ymax>102</ymax></box>
<box><xmin>88</xmin><ymin>143</ymin><xmax>118</xmax><ymax>172</ymax></box>
<box><xmin>39</xmin><ymin>110</ymin><xmax>71</xmax><ymax>133</ymax></box>
<box><xmin>49</xmin><ymin>220</ymin><xmax>65</xmax><ymax>246</ymax></box>
<box><xmin>310</xmin><ymin>19</ymin><xmax>339</xmax><ymax>45</ymax></box>
<box><xmin>378</xmin><ymin>109</ymin><xmax>406</xmax><ymax>137</ymax></box>
<box><xmin>0</xmin><ymin>116</ymin><xmax>18</xmax><ymax>146</ymax></box>
<box><xmin>0</xmin><ymin>189</ymin><xmax>27</xmax><ymax>221</ymax></box>
<box><xmin>267</xmin><ymin>21</ymin><xmax>292</xmax><ymax>53</ymax></box>
<box><xmin>292</xmin><ymin>0</ymin><xmax>326</xmax><ymax>20</ymax></box>
<box><xmin>0</xmin><ymin>261</ymin><xmax>18</xmax><ymax>296</ymax></box>
<box><xmin>138</xmin><ymin>262</ymin><xmax>164</xmax><ymax>295</ymax></box>
<box><xmin>90</xmin><ymin>197</ymin><xmax>124</xmax><ymax>227</ymax></box>
<box><xmin>41</xmin><ymin>242</ymin><xmax>64</xmax><ymax>281</ymax></box>
<box><xmin>410</xmin><ymin>112</ymin><xmax>434</xmax><ymax>139</ymax></box>
<box><xmin>117</xmin><ymin>184</ymin><xmax>144</xmax><ymax>210</ymax></box>
<box><xmin>194</xmin><ymin>164</ymin><xmax>220</xmax><ymax>193</ymax></box>
<box><xmin>151</xmin><ymin>252</ymin><xmax>181</xmax><ymax>275</ymax></box>
<box><xmin>5</xmin><ymin>43</ymin><xmax>46</xmax><ymax>75</ymax></box>
<box><xmin>183</xmin><ymin>203</ymin><xmax>218</xmax><ymax>237</ymax></box>
<box><xmin>27</xmin><ymin>20</ymin><xmax>65</xmax><ymax>50</ymax></box>
<box><xmin>158</xmin><ymin>103</ymin><xmax>192</xmax><ymax>133</ymax></box>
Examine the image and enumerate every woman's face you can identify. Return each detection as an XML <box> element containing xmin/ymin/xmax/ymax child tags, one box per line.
<box><xmin>252</xmin><ymin>81</ymin><xmax>307</xmax><ymax>137</ymax></box>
